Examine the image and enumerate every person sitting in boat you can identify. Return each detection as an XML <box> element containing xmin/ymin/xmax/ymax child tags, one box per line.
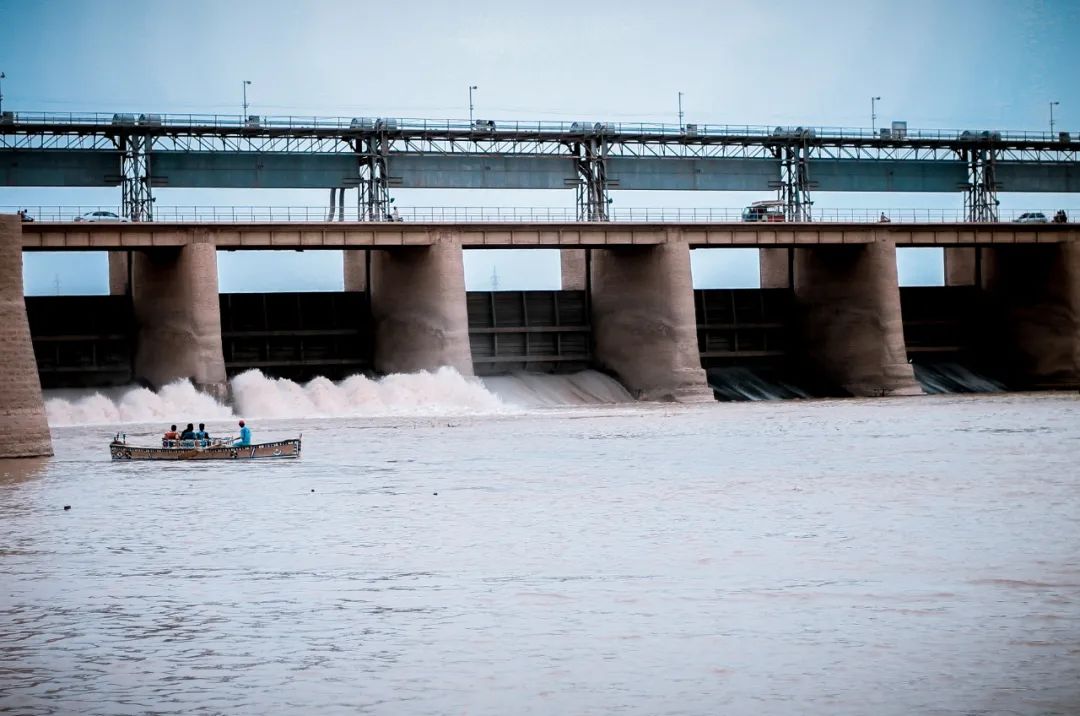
<box><xmin>179</xmin><ymin>423</ymin><xmax>196</xmax><ymax>441</ymax></box>
<box><xmin>194</xmin><ymin>423</ymin><xmax>210</xmax><ymax>446</ymax></box>
<box><xmin>233</xmin><ymin>420</ymin><xmax>252</xmax><ymax>447</ymax></box>
<box><xmin>163</xmin><ymin>425</ymin><xmax>179</xmax><ymax>447</ymax></box>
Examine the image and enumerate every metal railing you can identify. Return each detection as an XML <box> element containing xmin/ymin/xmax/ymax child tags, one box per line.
<box><xmin>2</xmin><ymin>111</ymin><xmax>1076</xmax><ymax>143</ymax></box>
<box><xmin>5</xmin><ymin>205</ymin><xmax>1075</xmax><ymax>224</ymax></box>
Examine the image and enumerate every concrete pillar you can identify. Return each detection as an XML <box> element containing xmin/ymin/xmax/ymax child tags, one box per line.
<box><xmin>944</xmin><ymin>247</ymin><xmax>977</xmax><ymax>286</ymax></box>
<box><xmin>108</xmin><ymin>251</ymin><xmax>129</xmax><ymax>295</ymax></box>
<box><xmin>793</xmin><ymin>236</ymin><xmax>922</xmax><ymax>397</ymax></box>
<box><xmin>759</xmin><ymin>248</ymin><xmax>791</xmax><ymax>289</ymax></box>
<box><xmin>590</xmin><ymin>234</ymin><xmax>712</xmax><ymax>402</ymax></box>
<box><xmin>343</xmin><ymin>249</ymin><xmax>367</xmax><ymax>292</ymax></box>
<box><xmin>561</xmin><ymin>249</ymin><xmax>587</xmax><ymax>290</ymax></box>
<box><xmin>131</xmin><ymin>235</ymin><xmax>228</xmax><ymax>400</ymax></box>
<box><xmin>0</xmin><ymin>216</ymin><xmax>53</xmax><ymax>458</ymax></box>
<box><xmin>370</xmin><ymin>234</ymin><xmax>473</xmax><ymax>376</ymax></box>
<box><xmin>981</xmin><ymin>243</ymin><xmax>1080</xmax><ymax>388</ymax></box>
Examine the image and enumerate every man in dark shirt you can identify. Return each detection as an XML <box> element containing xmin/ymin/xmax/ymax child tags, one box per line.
<box><xmin>179</xmin><ymin>423</ymin><xmax>196</xmax><ymax>440</ymax></box>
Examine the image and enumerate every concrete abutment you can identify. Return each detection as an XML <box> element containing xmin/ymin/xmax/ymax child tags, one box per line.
<box><xmin>131</xmin><ymin>236</ymin><xmax>228</xmax><ymax>401</ymax></box>
<box><xmin>0</xmin><ymin>216</ymin><xmax>53</xmax><ymax>457</ymax></box>
<box><xmin>590</xmin><ymin>236</ymin><xmax>712</xmax><ymax>401</ymax></box>
<box><xmin>370</xmin><ymin>235</ymin><xmax>474</xmax><ymax>376</ymax></box>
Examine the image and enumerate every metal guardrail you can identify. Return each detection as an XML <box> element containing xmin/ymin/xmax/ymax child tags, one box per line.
<box><xmin>5</xmin><ymin>206</ymin><xmax>1075</xmax><ymax>224</ymax></box>
<box><xmin>1</xmin><ymin>111</ymin><xmax>1076</xmax><ymax>143</ymax></box>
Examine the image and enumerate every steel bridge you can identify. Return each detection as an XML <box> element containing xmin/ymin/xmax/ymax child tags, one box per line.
<box><xmin>3</xmin><ymin>111</ymin><xmax>1078</xmax><ymax>224</ymax></box>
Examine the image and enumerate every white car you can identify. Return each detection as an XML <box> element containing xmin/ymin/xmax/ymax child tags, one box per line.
<box><xmin>1015</xmin><ymin>212</ymin><xmax>1048</xmax><ymax>224</ymax></box>
<box><xmin>74</xmin><ymin>210</ymin><xmax>128</xmax><ymax>223</ymax></box>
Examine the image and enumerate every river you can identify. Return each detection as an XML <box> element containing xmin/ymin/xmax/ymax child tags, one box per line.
<box><xmin>1</xmin><ymin>377</ymin><xmax>1078</xmax><ymax>715</ymax></box>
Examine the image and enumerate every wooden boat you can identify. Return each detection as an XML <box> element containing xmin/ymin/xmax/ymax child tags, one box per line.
<box><xmin>110</xmin><ymin>434</ymin><xmax>301</xmax><ymax>461</ymax></box>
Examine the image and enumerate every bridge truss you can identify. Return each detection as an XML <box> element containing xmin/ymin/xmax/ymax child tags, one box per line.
<box><xmin>3</xmin><ymin>113</ymin><xmax>1079</xmax><ymax>222</ymax></box>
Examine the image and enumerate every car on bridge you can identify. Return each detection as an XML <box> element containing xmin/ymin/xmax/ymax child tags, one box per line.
<box><xmin>742</xmin><ymin>200</ymin><xmax>786</xmax><ymax>222</ymax></box>
<box><xmin>73</xmin><ymin>211</ymin><xmax>128</xmax><ymax>223</ymax></box>
<box><xmin>1014</xmin><ymin>212</ymin><xmax>1049</xmax><ymax>224</ymax></box>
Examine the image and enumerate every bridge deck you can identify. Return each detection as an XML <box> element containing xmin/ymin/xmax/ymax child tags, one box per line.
<box><xmin>19</xmin><ymin>222</ymin><xmax>1079</xmax><ymax>251</ymax></box>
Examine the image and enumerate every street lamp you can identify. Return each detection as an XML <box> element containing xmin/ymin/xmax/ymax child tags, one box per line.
<box><xmin>871</xmin><ymin>96</ymin><xmax>881</xmax><ymax>133</ymax></box>
<box><xmin>678</xmin><ymin>91</ymin><xmax>684</xmax><ymax>131</ymax></box>
<box><xmin>468</xmin><ymin>85</ymin><xmax>477</xmax><ymax>125</ymax></box>
<box><xmin>0</xmin><ymin>72</ymin><xmax>6</xmax><ymax>115</ymax></box>
<box><xmin>1050</xmin><ymin>100</ymin><xmax>1060</xmax><ymax>136</ymax></box>
<box><xmin>242</xmin><ymin>80</ymin><xmax>252</xmax><ymax>119</ymax></box>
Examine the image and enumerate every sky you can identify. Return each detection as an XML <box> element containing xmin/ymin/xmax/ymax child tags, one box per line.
<box><xmin>3</xmin><ymin>0</ymin><xmax>1078</xmax><ymax>294</ymax></box>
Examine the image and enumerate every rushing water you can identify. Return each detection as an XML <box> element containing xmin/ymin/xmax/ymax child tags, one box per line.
<box><xmin>2</xmin><ymin>375</ymin><xmax>1079</xmax><ymax>715</ymax></box>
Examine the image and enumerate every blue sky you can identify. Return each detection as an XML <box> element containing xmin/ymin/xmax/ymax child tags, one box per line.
<box><xmin>3</xmin><ymin>0</ymin><xmax>1078</xmax><ymax>294</ymax></box>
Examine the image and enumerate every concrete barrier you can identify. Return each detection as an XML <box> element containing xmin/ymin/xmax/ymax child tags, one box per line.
<box><xmin>794</xmin><ymin>237</ymin><xmax>922</xmax><ymax>397</ymax></box>
<box><xmin>0</xmin><ymin>216</ymin><xmax>53</xmax><ymax>458</ymax></box>
<box><xmin>561</xmin><ymin>249</ymin><xmax>587</xmax><ymax>290</ymax></box>
<box><xmin>590</xmin><ymin>235</ymin><xmax>712</xmax><ymax>401</ymax></box>
<box><xmin>343</xmin><ymin>249</ymin><xmax>368</xmax><ymax>292</ymax></box>
<box><xmin>131</xmin><ymin>234</ymin><xmax>228</xmax><ymax>400</ymax></box>
<box><xmin>370</xmin><ymin>234</ymin><xmax>474</xmax><ymax>376</ymax></box>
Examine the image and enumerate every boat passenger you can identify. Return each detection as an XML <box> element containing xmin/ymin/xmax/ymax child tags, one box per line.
<box><xmin>234</xmin><ymin>420</ymin><xmax>252</xmax><ymax>447</ymax></box>
<box><xmin>163</xmin><ymin>424</ymin><xmax>179</xmax><ymax>447</ymax></box>
<box><xmin>179</xmin><ymin>423</ymin><xmax>196</xmax><ymax>441</ymax></box>
<box><xmin>194</xmin><ymin>423</ymin><xmax>210</xmax><ymax>447</ymax></box>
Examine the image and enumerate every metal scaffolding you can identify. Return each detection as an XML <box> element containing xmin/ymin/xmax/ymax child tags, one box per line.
<box><xmin>574</xmin><ymin>137</ymin><xmax>609</xmax><ymax>221</ymax></box>
<box><xmin>963</xmin><ymin>147</ymin><xmax>999</xmax><ymax>222</ymax></box>
<box><xmin>119</xmin><ymin>134</ymin><xmax>153</xmax><ymax>221</ymax></box>
<box><xmin>777</xmin><ymin>142</ymin><xmax>813</xmax><ymax>222</ymax></box>
<box><xmin>357</xmin><ymin>135</ymin><xmax>391</xmax><ymax>221</ymax></box>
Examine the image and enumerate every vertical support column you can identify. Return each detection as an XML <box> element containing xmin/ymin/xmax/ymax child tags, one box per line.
<box><xmin>981</xmin><ymin>242</ymin><xmax>1080</xmax><ymax>388</ymax></box>
<box><xmin>370</xmin><ymin>232</ymin><xmax>473</xmax><ymax>376</ymax></box>
<box><xmin>561</xmin><ymin>249</ymin><xmax>587</xmax><ymax>290</ymax></box>
<box><xmin>759</xmin><ymin>247</ymin><xmax>792</xmax><ymax>289</ymax></box>
<box><xmin>108</xmin><ymin>251</ymin><xmax>130</xmax><ymax>295</ymax></box>
<box><xmin>343</xmin><ymin>250</ymin><xmax>368</xmax><ymax>292</ymax></box>
<box><xmin>590</xmin><ymin>231</ymin><xmax>712</xmax><ymax>401</ymax></box>
<box><xmin>0</xmin><ymin>216</ymin><xmax>53</xmax><ymax>457</ymax></box>
<box><xmin>131</xmin><ymin>232</ymin><xmax>227</xmax><ymax>400</ymax></box>
<box><xmin>793</xmin><ymin>235</ymin><xmax>922</xmax><ymax>396</ymax></box>
<box><xmin>944</xmin><ymin>247</ymin><xmax>977</xmax><ymax>286</ymax></box>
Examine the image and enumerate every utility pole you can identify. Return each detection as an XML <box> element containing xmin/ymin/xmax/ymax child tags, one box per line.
<box><xmin>677</xmin><ymin>91</ymin><xmax>684</xmax><ymax>131</ymax></box>
<box><xmin>469</xmin><ymin>85</ymin><xmax>477</xmax><ymax>125</ymax></box>
<box><xmin>490</xmin><ymin>265</ymin><xmax>500</xmax><ymax>291</ymax></box>
<box><xmin>1050</xmin><ymin>100</ymin><xmax>1060</xmax><ymax>136</ymax></box>
<box><xmin>0</xmin><ymin>72</ymin><xmax>5</xmax><ymax>114</ymax></box>
<box><xmin>871</xmin><ymin>96</ymin><xmax>881</xmax><ymax>134</ymax></box>
<box><xmin>242</xmin><ymin>80</ymin><xmax>251</xmax><ymax>119</ymax></box>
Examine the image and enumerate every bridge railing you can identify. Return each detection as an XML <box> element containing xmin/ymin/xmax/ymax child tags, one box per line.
<box><xmin>2</xmin><ymin>111</ymin><xmax>1075</xmax><ymax>143</ymax></box>
<box><xmin>5</xmin><ymin>205</ymin><xmax>1073</xmax><ymax>224</ymax></box>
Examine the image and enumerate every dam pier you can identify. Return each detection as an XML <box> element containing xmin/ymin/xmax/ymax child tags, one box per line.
<box><xmin>4</xmin><ymin>216</ymin><xmax>1080</xmax><ymax>457</ymax></box>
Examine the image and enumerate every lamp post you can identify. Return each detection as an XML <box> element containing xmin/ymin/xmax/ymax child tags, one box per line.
<box><xmin>1050</xmin><ymin>100</ymin><xmax>1060</xmax><ymax>136</ymax></box>
<box><xmin>0</xmin><ymin>72</ymin><xmax>6</xmax><ymax>115</ymax></box>
<box><xmin>468</xmin><ymin>85</ymin><xmax>477</xmax><ymax>125</ymax></box>
<box><xmin>871</xmin><ymin>96</ymin><xmax>881</xmax><ymax>134</ymax></box>
<box><xmin>678</xmin><ymin>91</ymin><xmax>684</xmax><ymax>131</ymax></box>
<box><xmin>242</xmin><ymin>80</ymin><xmax>251</xmax><ymax>119</ymax></box>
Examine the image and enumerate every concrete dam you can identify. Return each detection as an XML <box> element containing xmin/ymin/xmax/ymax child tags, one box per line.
<box><xmin>3</xmin><ymin>215</ymin><xmax>1080</xmax><ymax>457</ymax></box>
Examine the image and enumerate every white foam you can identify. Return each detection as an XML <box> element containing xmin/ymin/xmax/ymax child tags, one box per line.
<box><xmin>42</xmin><ymin>368</ymin><xmax>634</xmax><ymax>427</ymax></box>
<box><xmin>229</xmin><ymin>367</ymin><xmax>510</xmax><ymax>418</ymax></box>
<box><xmin>45</xmin><ymin>381</ymin><xmax>233</xmax><ymax>427</ymax></box>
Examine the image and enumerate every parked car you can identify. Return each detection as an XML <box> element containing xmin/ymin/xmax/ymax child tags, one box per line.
<box><xmin>74</xmin><ymin>211</ymin><xmax>128</xmax><ymax>223</ymax></box>
<box><xmin>1014</xmin><ymin>212</ymin><xmax>1048</xmax><ymax>224</ymax></box>
<box><xmin>742</xmin><ymin>200</ymin><xmax>786</xmax><ymax>222</ymax></box>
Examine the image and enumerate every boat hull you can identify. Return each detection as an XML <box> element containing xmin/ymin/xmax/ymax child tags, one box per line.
<box><xmin>110</xmin><ymin>439</ymin><xmax>301</xmax><ymax>461</ymax></box>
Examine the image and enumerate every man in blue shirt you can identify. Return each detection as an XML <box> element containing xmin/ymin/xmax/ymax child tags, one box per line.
<box><xmin>234</xmin><ymin>420</ymin><xmax>252</xmax><ymax>447</ymax></box>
